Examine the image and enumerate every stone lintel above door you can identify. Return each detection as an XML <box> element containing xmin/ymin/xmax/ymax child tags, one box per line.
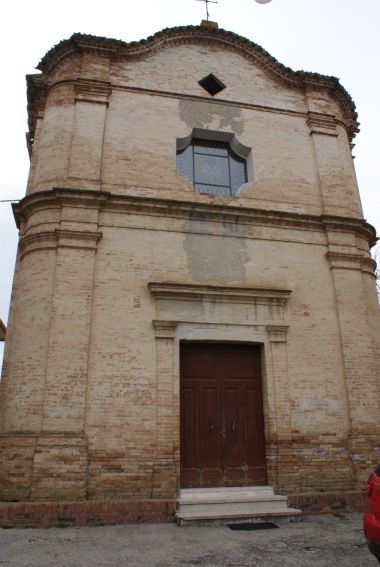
<box><xmin>149</xmin><ymin>283</ymin><xmax>292</xmax><ymax>329</ymax></box>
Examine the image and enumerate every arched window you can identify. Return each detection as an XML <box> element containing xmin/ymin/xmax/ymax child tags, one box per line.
<box><xmin>176</xmin><ymin>138</ymin><xmax>247</xmax><ymax>197</ymax></box>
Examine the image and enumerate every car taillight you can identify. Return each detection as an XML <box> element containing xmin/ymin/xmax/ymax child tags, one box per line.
<box><xmin>367</xmin><ymin>473</ymin><xmax>376</xmax><ymax>497</ymax></box>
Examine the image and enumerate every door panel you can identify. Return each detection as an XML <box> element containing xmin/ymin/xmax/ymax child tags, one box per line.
<box><xmin>181</xmin><ymin>347</ymin><xmax>218</xmax><ymax>379</ymax></box>
<box><xmin>180</xmin><ymin>386</ymin><xmax>198</xmax><ymax>470</ymax></box>
<box><xmin>180</xmin><ymin>343</ymin><xmax>267</xmax><ymax>488</ymax></box>
<box><xmin>222</xmin><ymin>385</ymin><xmax>242</xmax><ymax>468</ymax></box>
<box><xmin>200</xmin><ymin>385</ymin><xmax>220</xmax><ymax>470</ymax></box>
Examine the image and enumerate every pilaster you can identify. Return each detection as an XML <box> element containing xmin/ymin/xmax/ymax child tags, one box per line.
<box><xmin>326</xmin><ymin>247</ymin><xmax>380</xmax><ymax>485</ymax></box>
<box><xmin>265</xmin><ymin>325</ymin><xmax>291</xmax><ymax>442</ymax></box>
<box><xmin>306</xmin><ymin>99</ymin><xmax>362</xmax><ymax>217</ymax></box>
<box><xmin>151</xmin><ymin>321</ymin><xmax>178</xmax><ymax>498</ymax></box>
<box><xmin>265</xmin><ymin>325</ymin><xmax>298</xmax><ymax>491</ymax></box>
<box><xmin>30</xmin><ymin>228</ymin><xmax>102</xmax><ymax>500</ymax></box>
<box><xmin>67</xmin><ymin>79</ymin><xmax>111</xmax><ymax>188</ymax></box>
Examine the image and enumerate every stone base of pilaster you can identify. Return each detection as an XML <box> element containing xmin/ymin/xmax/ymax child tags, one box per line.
<box><xmin>267</xmin><ymin>436</ymin><xmax>355</xmax><ymax>494</ymax></box>
<box><xmin>30</xmin><ymin>433</ymin><xmax>88</xmax><ymax>501</ymax></box>
<box><xmin>288</xmin><ymin>490</ymin><xmax>366</xmax><ymax>515</ymax></box>
<box><xmin>151</xmin><ymin>458</ymin><xmax>177</xmax><ymax>499</ymax></box>
<box><xmin>266</xmin><ymin>438</ymin><xmax>301</xmax><ymax>494</ymax></box>
<box><xmin>348</xmin><ymin>430</ymin><xmax>380</xmax><ymax>487</ymax></box>
<box><xmin>0</xmin><ymin>434</ymin><xmax>37</xmax><ymax>501</ymax></box>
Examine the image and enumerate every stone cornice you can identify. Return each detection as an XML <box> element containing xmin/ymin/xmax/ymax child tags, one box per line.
<box><xmin>55</xmin><ymin>229</ymin><xmax>102</xmax><ymax>250</ymax></box>
<box><xmin>326</xmin><ymin>251</ymin><xmax>364</xmax><ymax>270</ymax></box>
<box><xmin>18</xmin><ymin>231</ymin><xmax>58</xmax><ymax>259</ymax></box>
<box><xmin>321</xmin><ymin>215</ymin><xmax>378</xmax><ymax>247</ymax></box>
<box><xmin>152</xmin><ymin>320</ymin><xmax>178</xmax><ymax>338</ymax></box>
<box><xmin>149</xmin><ymin>283</ymin><xmax>292</xmax><ymax>306</ymax></box>
<box><xmin>326</xmin><ymin>251</ymin><xmax>377</xmax><ymax>276</ymax></box>
<box><xmin>74</xmin><ymin>79</ymin><xmax>112</xmax><ymax>105</ymax></box>
<box><xmin>13</xmin><ymin>189</ymin><xmax>109</xmax><ymax>228</ymax></box>
<box><xmin>266</xmin><ymin>325</ymin><xmax>289</xmax><ymax>343</ymax></box>
<box><xmin>361</xmin><ymin>257</ymin><xmax>377</xmax><ymax>277</ymax></box>
<box><xmin>13</xmin><ymin>189</ymin><xmax>378</xmax><ymax>248</ymax></box>
<box><xmin>31</xmin><ymin>26</ymin><xmax>358</xmax><ymax>142</ymax></box>
<box><xmin>18</xmin><ymin>228</ymin><xmax>102</xmax><ymax>258</ymax></box>
<box><xmin>29</xmin><ymin>78</ymin><xmax>352</xmax><ymax>145</ymax></box>
<box><xmin>307</xmin><ymin>112</ymin><xmax>339</xmax><ymax>137</ymax></box>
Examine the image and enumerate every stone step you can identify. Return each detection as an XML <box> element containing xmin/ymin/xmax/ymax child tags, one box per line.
<box><xmin>179</xmin><ymin>486</ymin><xmax>276</xmax><ymax>502</ymax></box>
<box><xmin>179</xmin><ymin>495</ymin><xmax>287</xmax><ymax>505</ymax></box>
<box><xmin>180</xmin><ymin>486</ymin><xmax>274</xmax><ymax>494</ymax></box>
<box><xmin>176</xmin><ymin>486</ymin><xmax>301</xmax><ymax>525</ymax></box>
<box><xmin>176</xmin><ymin>507</ymin><xmax>302</xmax><ymax>526</ymax></box>
<box><xmin>179</xmin><ymin>488</ymin><xmax>281</xmax><ymax>505</ymax></box>
<box><xmin>178</xmin><ymin>498</ymin><xmax>290</xmax><ymax>515</ymax></box>
<box><xmin>177</xmin><ymin>507</ymin><xmax>302</xmax><ymax>520</ymax></box>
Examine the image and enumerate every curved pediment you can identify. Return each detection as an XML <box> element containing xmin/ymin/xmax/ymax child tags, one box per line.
<box><xmin>34</xmin><ymin>25</ymin><xmax>358</xmax><ymax>140</ymax></box>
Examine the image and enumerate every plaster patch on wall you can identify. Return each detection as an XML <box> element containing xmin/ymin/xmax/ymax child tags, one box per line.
<box><xmin>179</xmin><ymin>100</ymin><xmax>244</xmax><ymax>135</ymax></box>
<box><xmin>184</xmin><ymin>232</ymin><xmax>249</xmax><ymax>284</ymax></box>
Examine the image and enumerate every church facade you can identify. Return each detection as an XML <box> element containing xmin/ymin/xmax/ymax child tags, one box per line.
<box><xmin>1</xmin><ymin>24</ymin><xmax>379</xmax><ymax>519</ymax></box>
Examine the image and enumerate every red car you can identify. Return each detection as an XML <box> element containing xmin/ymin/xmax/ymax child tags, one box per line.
<box><xmin>364</xmin><ymin>464</ymin><xmax>380</xmax><ymax>564</ymax></box>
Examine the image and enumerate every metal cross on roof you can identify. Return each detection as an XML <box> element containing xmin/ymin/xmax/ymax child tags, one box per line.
<box><xmin>196</xmin><ymin>0</ymin><xmax>218</xmax><ymax>21</ymax></box>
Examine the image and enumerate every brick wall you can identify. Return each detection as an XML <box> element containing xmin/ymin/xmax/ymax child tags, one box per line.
<box><xmin>0</xmin><ymin>500</ymin><xmax>176</xmax><ymax>528</ymax></box>
<box><xmin>0</xmin><ymin>492</ymin><xmax>365</xmax><ymax>528</ymax></box>
<box><xmin>1</xmin><ymin>27</ymin><xmax>379</xmax><ymax>506</ymax></box>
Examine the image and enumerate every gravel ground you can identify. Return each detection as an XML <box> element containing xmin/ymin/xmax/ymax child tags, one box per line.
<box><xmin>1</xmin><ymin>512</ymin><xmax>377</xmax><ymax>567</ymax></box>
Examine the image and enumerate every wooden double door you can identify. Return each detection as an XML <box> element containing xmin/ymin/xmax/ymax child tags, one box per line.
<box><xmin>180</xmin><ymin>343</ymin><xmax>267</xmax><ymax>488</ymax></box>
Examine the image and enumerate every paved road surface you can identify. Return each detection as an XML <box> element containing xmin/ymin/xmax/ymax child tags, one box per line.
<box><xmin>1</xmin><ymin>512</ymin><xmax>377</xmax><ymax>566</ymax></box>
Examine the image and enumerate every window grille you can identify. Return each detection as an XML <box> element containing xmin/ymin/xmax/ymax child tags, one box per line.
<box><xmin>177</xmin><ymin>139</ymin><xmax>247</xmax><ymax>196</ymax></box>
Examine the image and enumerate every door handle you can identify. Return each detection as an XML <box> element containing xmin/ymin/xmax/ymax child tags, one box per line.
<box><xmin>231</xmin><ymin>420</ymin><xmax>235</xmax><ymax>433</ymax></box>
<box><xmin>208</xmin><ymin>422</ymin><xmax>215</xmax><ymax>432</ymax></box>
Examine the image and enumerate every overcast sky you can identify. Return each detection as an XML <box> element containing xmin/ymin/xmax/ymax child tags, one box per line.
<box><xmin>1</xmin><ymin>0</ymin><xmax>379</xmax><ymax>370</ymax></box>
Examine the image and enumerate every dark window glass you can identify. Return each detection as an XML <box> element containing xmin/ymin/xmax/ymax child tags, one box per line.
<box><xmin>176</xmin><ymin>139</ymin><xmax>247</xmax><ymax>197</ymax></box>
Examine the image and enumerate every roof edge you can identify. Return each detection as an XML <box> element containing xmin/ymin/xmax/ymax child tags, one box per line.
<box><xmin>0</xmin><ymin>318</ymin><xmax>6</xmax><ymax>341</ymax></box>
<box><xmin>33</xmin><ymin>25</ymin><xmax>359</xmax><ymax>141</ymax></box>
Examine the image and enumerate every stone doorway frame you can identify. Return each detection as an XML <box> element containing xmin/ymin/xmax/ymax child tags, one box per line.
<box><xmin>148</xmin><ymin>283</ymin><xmax>292</xmax><ymax>497</ymax></box>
